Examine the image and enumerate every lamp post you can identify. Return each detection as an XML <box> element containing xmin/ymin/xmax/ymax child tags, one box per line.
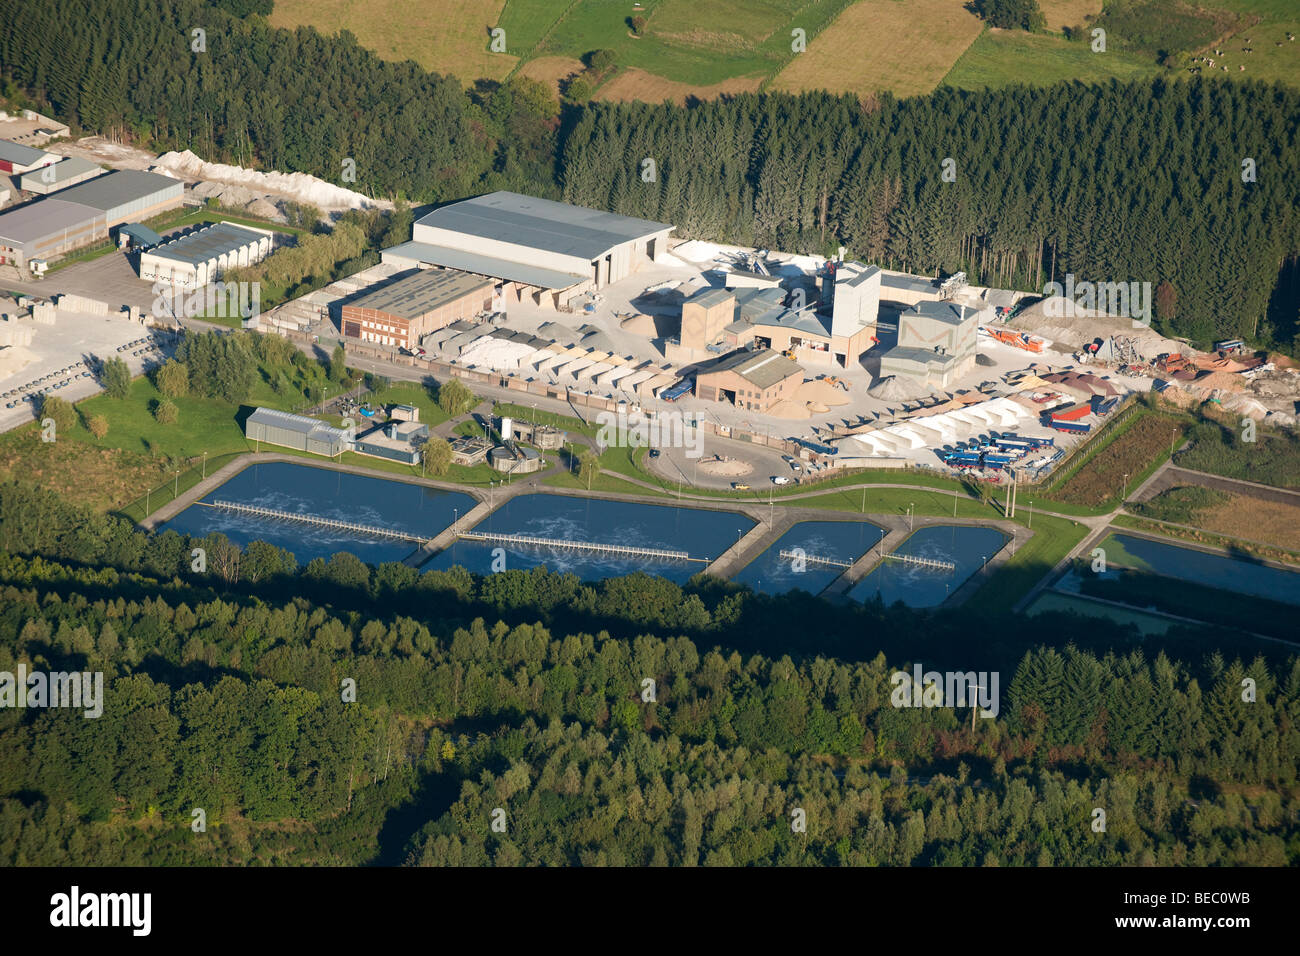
<box><xmin>1028</xmin><ymin>499</ymin><xmax>1033</xmax><ymax>529</ymax></box>
<box><xmin>202</xmin><ymin>451</ymin><xmax>207</xmax><ymax>480</ymax></box>
<box><xmin>173</xmin><ymin>470</ymin><xmax>179</xmax><ymax>497</ymax></box>
<box><xmin>453</xmin><ymin>507</ymin><xmax>458</xmax><ymax>536</ymax></box>
<box><xmin>1121</xmin><ymin>472</ymin><xmax>1129</xmax><ymax>501</ymax></box>
<box><xmin>908</xmin><ymin>502</ymin><xmax>914</xmax><ymax>532</ymax></box>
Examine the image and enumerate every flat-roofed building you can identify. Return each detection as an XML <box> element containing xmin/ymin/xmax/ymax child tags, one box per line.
<box><xmin>244</xmin><ymin>407</ymin><xmax>351</xmax><ymax>457</ymax></box>
<box><xmin>19</xmin><ymin>155</ymin><xmax>104</xmax><ymax>194</ymax></box>
<box><xmin>385</xmin><ymin>190</ymin><xmax>674</xmax><ymax>310</ymax></box>
<box><xmin>353</xmin><ymin>419</ymin><xmax>429</xmax><ymax>465</ymax></box>
<box><xmin>341</xmin><ymin>269</ymin><xmax>493</xmax><ymax>349</ymax></box>
<box><xmin>140</xmin><ymin>221</ymin><xmax>275</xmax><ymax>289</ymax></box>
<box><xmin>696</xmin><ymin>348</ymin><xmax>804</xmax><ymax>412</ymax></box>
<box><xmin>880</xmin><ymin>271</ymin><xmax>940</xmax><ymax>306</ymax></box>
<box><xmin>54</xmin><ymin>169</ymin><xmax>182</xmax><ymax>226</ymax></box>
<box><xmin>0</xmin><ymin>197</ymin><xmax>106</xmax><ymax>270</ymax></box>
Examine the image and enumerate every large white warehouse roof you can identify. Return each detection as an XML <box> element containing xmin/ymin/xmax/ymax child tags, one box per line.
<box><xmin>415</xmin><ymin>191</ymin><xmax>671</xmax><ymax>260</ymax></box>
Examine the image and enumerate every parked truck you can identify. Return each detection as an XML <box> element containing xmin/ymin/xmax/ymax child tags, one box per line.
<box><xmin>1049</xmin><ymin>420</ymin><xmax>1091</xmax><ymax>434</ymax></box>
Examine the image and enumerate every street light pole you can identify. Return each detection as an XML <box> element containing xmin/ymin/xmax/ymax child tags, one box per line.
<box><xmin>202</xmin><ymin>451</ymin><xmax>207</xmax><ymax>480</ymax></box>
<box><xmin>908</xmin><ymin>502</ymin><xmax>914</xmax><ymax>532</ymax></box>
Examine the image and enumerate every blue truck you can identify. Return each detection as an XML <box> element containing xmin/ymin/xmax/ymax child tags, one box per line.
<box><xmin>1049</xmin><ymin>419</ymin><xmax>1091</xmax><ymax>434</ymax></box>
<box><xmin>1092</xmin><ymin>395</ymin><xmax>1120</xmax><ymax>415</ymax></box>
<box><xmin>660</xmin><ymin>378</ymin><xmax>694</xmax><ymax>402</ymax></box>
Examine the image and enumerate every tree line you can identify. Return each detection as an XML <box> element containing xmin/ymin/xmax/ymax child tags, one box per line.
<box><xmin>0</xmin><ymin>532</ymin><xmax>1295</xmax><ymax>865</ymax></box>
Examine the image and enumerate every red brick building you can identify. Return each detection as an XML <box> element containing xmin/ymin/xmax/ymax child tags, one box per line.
<box><xmin>341</xmin><ymin>269</ymin><xmax>493</xmax><ymax>350</ymax></box>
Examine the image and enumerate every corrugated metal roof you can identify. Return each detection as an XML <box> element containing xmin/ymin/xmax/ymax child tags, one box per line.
<box><xmin>0</xmin><ymin>197</ymin><xmax>102</xmax><ymax>244</ymax></box>
<box><xmin>345</xmin><ymin>268</ymin><xmax>491</xmax><ymax>320</ymax></box>
<box><xmin>55</xmin><ymin>169</ymin><xmax>182</xmax><ymax>212</ymax></box>
<box><xmin>148</xmin><ymin>221</ymin><xmax>269</xmax><ymax>265</ymax></box>
<box><xmin>0</xmin><ymin>138</ymin><xmax>52</xmax><ymax>166</ymax></box>
<box><xmin>248</xmin><ymin>406</ymin><xmax>350</xmax><ymax>440</ymax></box>
<box><xmin>383</xmin><ymin>240</ymin><xmax>586</xmax><ymax>290</ymax></box>
<box><xmin>416</xmin><ymin>191</ymin><xmax>672</xmax><ymax>261</ymax></box>
<box><xmin>20</xmin><ymin>155</ymin><xmax>101</xmax><ymax>185</ymax></box>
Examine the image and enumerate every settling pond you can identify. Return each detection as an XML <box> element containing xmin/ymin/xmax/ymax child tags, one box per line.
<box><xmin>162</xmin><ymin>461</ymin><xmax>474</xmax><ymax>565</ymax></box>
<box><xmin>848</xmin><ymin>525</ymin><xmax>1009</xmax><ymax>608</ymax></box>
<box><xmin>425</xmin><ymin>493</ymin><xmax>753</xmax><ymax>584</ymax></box>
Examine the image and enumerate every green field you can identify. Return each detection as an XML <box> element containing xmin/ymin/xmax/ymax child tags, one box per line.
<box><xmin>944</xmin><ymin>28</ymin><xmax>1158</xmax><ymax>90</ymax></box>
<box><xmin>269</xmin><ymin>0</ymin><xmax>1300</xmax><ymax>103</ymax></box>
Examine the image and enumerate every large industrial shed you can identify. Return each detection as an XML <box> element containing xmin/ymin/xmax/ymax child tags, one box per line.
<box><xmin>19</xmin><ymin>155</ymin><xmax>104</xmax><ymax>194</ymax></box>
<box><xmin>54</xmin><ymin>169</ymin><xmax>182</xmax><ymax>227</ymax></box>
<box><xmin>340</xmin><ymin>269</ymin><xmax>493</xmax><ymax>349</ymax></box>
<box><xmin>0</xmin><ymin>138</ymin><xmax>57</xmax><ymax>174</ymax></box>
<box><xmin>383</xmin><ymin>191</ymin><xmax>673</xmax><ymax>310</ymax></box>
<box><xmin>245</xmin><ymin>407</ymin><xmax>351</xmax><ymax>457</ymax></box>
<box><xmin>139</xmin><ymin>221</ymin><xmax>275</xmax><ymax>289</ymax></box>
<box><xmin>0</xmin><ymin>198</ymin><xmax>106</xmax><ymax>270</ymax></box>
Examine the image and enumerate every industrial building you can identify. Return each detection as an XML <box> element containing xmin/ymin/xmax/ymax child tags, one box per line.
<box><xmin>880</xmin><ymin>271</ymin><xmax>941</xmax><ymax>306</ymax></box>
<box><xmin>676</xmin><ymin>265</ymin><xmax>878</xmax><ymax>370</ymax></box>
<box><xmin>245</xmin><ymin>407</ymin><xmax>352</xmax><ymax>457</ymax></box>
<box><xmin>19</xmin><ymin>156</ymin><xmax>104</xmax><ymax>194</ymax></box>
<box><xmin>0</xmin><ymin>169</ymin><xmax>182</xmax><ymax>273</ymax></box>
<box><xmin>0</xmin><ymin>139</ymin><xmax>57</xmax><ymax>174</ymax></box>
<box><xmin>695</xmin><ymin>349</ymin><xmax>804</xmax><ymax>411</ymax></box>
<box><xmin>54</xmin><ymin>169</ymin><xmax>182</xmax><ymax>227</ymax></box>
<box><xmin>878</xmin><ymin>301</ymin><xmax>980</xmax><ymax>388</ymax></box>
<box><xmin>139</xmin><ymin>221</ymin><xmax>275</xmax><ymax>289</ymax></box>
<box><xmin>353</xmin><ymin>418</ymin><xmax>429</xmax><ymax>465</ymax></box>
<box><xmin>382</xmin><ymin>191</ymin><xmax>673</xmax><ymax>310</ymax></box>
<box><xmin>340</xmin><ymin>269</ymin><xmax>493</xmax><ymax>349</ymax></box>
<box><xmin>0</xmin><ymin>197</ymin><xmax>107</xmax><ymax>270</ymax></box>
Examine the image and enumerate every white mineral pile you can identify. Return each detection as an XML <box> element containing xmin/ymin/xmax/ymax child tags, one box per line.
<box><xmin>154</xmin><ymin>150</ymin><xmax>388</xmax><ymax>212</ymax></box>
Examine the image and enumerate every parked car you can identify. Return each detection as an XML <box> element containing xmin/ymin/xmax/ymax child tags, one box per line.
<box><xmin>771</xmin><ymin>475</ymin><xmax>791</xmax><ymax>485</ymax></box>
<box><xmin>731</xmin><ymin>482</ymin><xmax>750</xmax><ymax>490</ymax></box>
<box><xmin>648</xmin><ymin>449</ymin><xmax>660</xmax><ymax>459</ymax></box>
